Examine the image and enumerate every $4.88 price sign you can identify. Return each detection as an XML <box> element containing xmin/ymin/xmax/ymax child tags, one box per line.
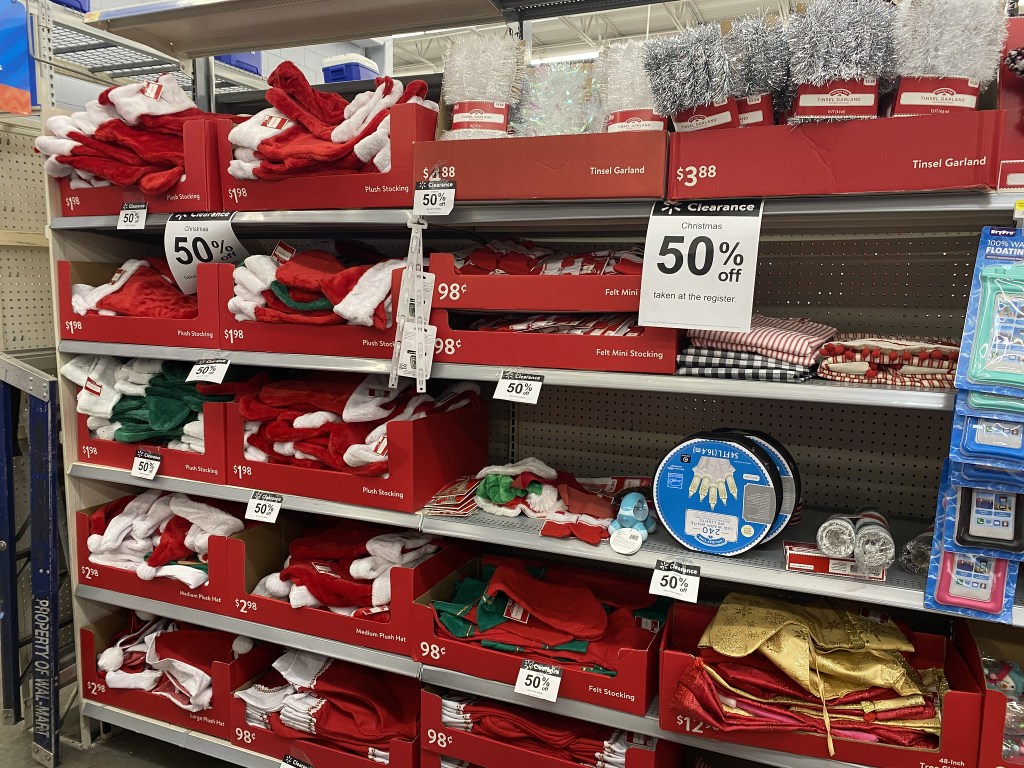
<box><xmin>649</xmin><ymin>560</ymin><xmax>701</xmax><ymax>603</ymax></box>
<box><xmin>514</xmin><ymin>659</ymin><xmax>563</xmax><ymax>702</ymax></box>
<box><xmin>164</xmin><ymin>212</ymin><xmax>249</xmax><ymax>294</ymax></box>
<box><xmin>638</xmin><ymin>199</ymin><xmax>764</xmax><ymax>333</ymax></box>
<box><xmin>494</xmin><ymin>370</ymin><xmax>544</xmax><ymax>405</ymax></box>
<box><xmin>245</xmin><ymin>490</ymin><xmax>284</xmax><ymax>524</ymax></box>
<box><xmin>130</xmin><ymin>448</ymin><xmax>162</xmax><ymax>480</ymax></box>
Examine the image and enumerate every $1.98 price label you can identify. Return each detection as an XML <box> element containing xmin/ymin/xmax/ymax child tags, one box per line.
<box><xmin>649</xmin><ymin>560</ymin><xmax>700</xmax><ymax>603</ymax></box>
<box><xmin>638</xmin><ymin>199</ymin><xmax>764</xmax><ymax>333</ymax></box>
<box><xmin>514</xmin><ymin>659</ymin><xmax>563</xmax><ymax>702</ymax></box>
<box><xmin>245</xmin><ymin>490</ymin><xmax>284</xmax><ymax>524</ymax></box>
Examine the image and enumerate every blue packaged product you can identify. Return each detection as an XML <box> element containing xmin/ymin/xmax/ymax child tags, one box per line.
<box><xmin>949</xmin><ymin>459</ymin><xmax>1024</xmax><ymax>491</ymax></box>
<box><xmin>950</xmin><ymin>412</ymin><xmax>1024</xmax><ymax>471</ymax></box>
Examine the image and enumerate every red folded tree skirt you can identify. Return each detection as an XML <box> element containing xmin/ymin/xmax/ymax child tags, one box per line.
<box><xmin>818</xmin><ymin>334</ymin><xmax>959</xmax><ymax>388</ymax></box>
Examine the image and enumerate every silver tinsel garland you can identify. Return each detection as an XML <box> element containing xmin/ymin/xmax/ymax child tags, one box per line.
<box><xmin>785</xmin><ymin>0</ymin><xmax>897</xmax><ymax>86</ymax></box>
<box><xmin>725</xmin><ymin>13</ymin><xmax>790</xmax><ymax>99</ymax></box>
<box><xmin>895</xmin><ymin>0</ymin><xmax>1007</xmax><ymax>85</ymax></box>
<box><xmin>440</xmin><ymin>29</ymin><xmax>526</xmax><ymax>141</ymax></box>
<box><xmin>510</xmin><ymin>63</ymin><xmax>600</xmax><ymax>137</ymax></box>
<box><xmin>595</xmin><ymin>39</ymin><xmax>658</xmax><ymax>117</ymax></box>
<box><xmin>642</xmin><ymin>24</ymin><xmax>732</xmax><ymax>116</ymax></box>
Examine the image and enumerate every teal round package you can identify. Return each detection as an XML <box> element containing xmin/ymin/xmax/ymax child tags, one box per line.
<box><xmin>654</xmin><ymin>434</ymin><xmax>782</xmax><ymax>556</ymax></box>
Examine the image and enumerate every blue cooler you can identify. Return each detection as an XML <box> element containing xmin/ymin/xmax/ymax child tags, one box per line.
<box><xmin>215</xmin><ymin>51</ymin><xmax>262</xmax><ymax>76</ymax></box>
<box><xmin>322</xmin><ymin>53</ymin><xmax>379</xmax><ymax>83</ymax></box>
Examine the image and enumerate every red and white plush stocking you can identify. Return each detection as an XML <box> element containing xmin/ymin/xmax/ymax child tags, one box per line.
<box><xmin>322</xmin><ymin>260</ymin><xmax>403</xmax><ymax>328</ymax></box>
<box><xmin>72</xmin><ymin>259</ymin><xmax>198</xmax><ymax>319</ymax></box>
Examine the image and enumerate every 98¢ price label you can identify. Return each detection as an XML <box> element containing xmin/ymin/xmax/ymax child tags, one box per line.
<box><xmin>514</xmin><ymin>659</ymin><xmax>562</xmax><ymax>702</ymax></box>
<box><xmin>245</xmin><ymin>490</ymin><xmax>284</xmax><ymax>524</ymax></box>
<box><xmin>649</xmin><ymin>560</ymin><xmax>701</xmax><ymax>603</ymax></box>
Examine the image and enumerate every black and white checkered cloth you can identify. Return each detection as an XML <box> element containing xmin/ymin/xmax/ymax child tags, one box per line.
<box><xmin>675</xmin><ymin>348</ymin><xmax>815</xmax><ymax>382</ymax></box>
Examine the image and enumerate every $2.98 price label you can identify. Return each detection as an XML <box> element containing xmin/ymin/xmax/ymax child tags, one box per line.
<box><xmin>649</xmin><ymin>560</ymin><xmax>700</xmax><ymax>603</ymax></box>
<box><xmin>245</xmin><ymin>490</ymin><xmax>284</xmax><ymax>524</ymax></box>
<box><xmin>638</xmin><ymin>199</ymin><xmax>764</xmax><ymax>334</ymax></box>
<box><xmin>514</xmin><ymin>659</ymin><xmax>563</xmax><ymax>702</ymax></box>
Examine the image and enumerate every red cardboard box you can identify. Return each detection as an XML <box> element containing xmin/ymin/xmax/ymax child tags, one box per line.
<box><xmin>220</xmin><ymin>103</ymin><xmax>437</xmax><ymax>211</ymax></box>
<box><xmin>81</xmin><ymin>618</ymin><xmax>276</xmax><ymax>741</ymax></box>
<box><xmin>998</xmin><ymin>18</ymin><xmax>1024</xmax><ymax>190</ymax></box>
<box><xmin>658</xmin><ymin>603</ymin><xmax>984</xmax><ymax>768</ymax></box>
<box><xmin>57</xmin><ymin>118</ymin><xmax>225</xmax><ymax>217</ymax></box>
<box><xmin>230</xmin><ymin>683</ymin><xmax>419</xmax><ymax>768</ymax></box>
<box><xmin>965</xmin><ymin>620</ymin><xmax>1024</xmax><ymax>768</ymax></box>
<box><xmin>213</xmin><ymin>524</ymin><xmax>472</xmax><ymax>656</ymax></box>
<box><xmin>75</xmin><ymin>501</ymin><xmax>243</xmax><ymax>614</ymax></box>
<box><xmin>428</xmin><ymin>253</ymin><xmax>641</xmax><ymax>313</ymax></box>
<box><xmin>224</xmin><ymin>399</ymin><xmax>487</xmax><ymax>512</ymax></box>
<box><xmin>419</xmin><ymin>687</ymin><xmax>681</xmax><ymax>768</ymax></box>
<box><xmin>217</xmin><ymin>263</ymin><xmax>399</xmax><ymax>358</ymax></box>
<box><xmin>76</xmin><ymin>401</ymin><xmax>227</xmax><ymax>484</ymax></box>
<box><xmin>58</xmin><ymin>261</ymin><xmax>220</xmax><ymax>349</ymax></box>
<box><xmin>411</xmin><ymin>556</ymin><xmax>663</xmax><ymax>715</ymax></box>
<box><xmin>429</xmin><ymin>310</ymin><xmax>677</xmax><ymax>374</ymax></box>
<box><xmin>667</xmin><ymin>109</ymin><xmax>1002</xmax><ymax>199</ymax></box>
<box><xmin>412</xmin><ymin>131</ymin><xmax>667</xmax><ymax>201</ymax></box>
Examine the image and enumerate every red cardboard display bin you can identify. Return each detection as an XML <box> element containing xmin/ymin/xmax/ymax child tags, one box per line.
<box><xmin>667</xmin><ymin>109</ymin><xmax>1002</xmax><ymax>199</ymax></box>
<box><xmin>965</xmin><ymin>620</ymin><xmax>1024</xmax><ymax>768</ymax></box>
<box><xmin>58</xmin><ymin>261</ymin><xmax>220</xmax><ymax>349</ymax></box>
<box><xmin>81</xmin><ymin>617</ymin><xmax>276</xmax><ymax>741</ymax></box>
<box><xmin>411</xmin><ymin>556</ymin><xmax>663</xmax><ymax>715</ymax></box>
<box><xmin>998</xmin><ymin>18</ymin><xmax>1024</xmax><ymax>190</ymax></box>
<box><xmin>75</xmin><ymin>501</ymin><xmax>245</xmax><ymax>615</ymax></box>
<box><xmin>428</xmin><ymin>253</ymin><xmax>641</xmax><ymax>313</ymax></box>
<box><xmin>75</xmin><ymin>401</ymin><xmax>227</xmax><ymax>484</ymax></box>
<box><xmin>213</xmin><ymin>523</ymin><xmax>472</xmax><ymax>656</ymax></box>
<box><xmin>230</xmin><ymin>683</ymin><xmax>420</xmax><ymax>768</ymax></box>
<box><xmin>217</xmin><ymin>263</ymin><xmax>399</xmax><ymax>358</ymax></box>
<box><xmin>57</xmin><ymin>118</ymin><xmax>225</xmax><ymax>217</ymax></box>
<box><xmin>223</xmin><ymin>399</ymin><xmax>487</xmax><ymax>512</ymax></box>
<box><xmin>429</xmin><ymin>310</ymin><xmax>678</xmax><ymax>374</ymax></box>
<box><xmin>658</xmin><ymin>603</ymin><xmax>985</xmax><ymax>768</ymax></box>
<box><xmin>412</xmin><ymin>131</ymin><xmax>668</xmax><ymax>201</ymax></box>
<box><xmin>219</xmin><ymin>103</ymin><xmax>437</xmax><ymax>211</ymax></box>
<box><xmin>420</xmin><ymin>687</ymin><xmax>682</xmax><ymax>768</ymax></box>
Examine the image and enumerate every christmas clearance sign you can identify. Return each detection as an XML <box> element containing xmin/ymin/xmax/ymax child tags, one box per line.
<box><xmin>639</xmin><ymin>199</ymin><xmax>764</xmax><ymax>333</ymax></box>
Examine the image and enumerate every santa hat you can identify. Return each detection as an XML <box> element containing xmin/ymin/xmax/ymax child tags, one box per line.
<box><xmin>87</xmin><ymin>488</ymin><xmax>163</xmax><ymax>554</ymax></box>
<box><xmin>147</xmin><ymin>627</ymin><xmax>252</xmax><ymax>712</ymax></box>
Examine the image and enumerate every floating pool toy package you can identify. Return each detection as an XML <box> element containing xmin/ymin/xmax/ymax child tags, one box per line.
<box><xmin>950</xmin><ymin>410</ymin><xmax>1024</xmax><ymax>470</ymax></box>
<box><xmin>940</xmin><ymin>460</ymin><xmax>1024</xmax><ymax>559</ymax></box>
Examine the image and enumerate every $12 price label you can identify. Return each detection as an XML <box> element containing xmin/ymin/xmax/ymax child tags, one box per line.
<box><xmin>649</xmin><ymin>560</ymin><xmax>700</xmax><ymax>603</ymax></box>
<box><xmin>186</xmin><ymin>357</ymin><xmax>230</xmax><ymax>384</ymax></box>
<box><xmin>514</xmin><ymin>659</ymin><xmax>562</xmax><ymax>702</ymax></box>
<box><xmin>245</xmin><ymin>490</ymin><xmax>284</xmax><ymax>524</ymax></box>
<box><xmin>638</xmin><ymin>199</ymin><xmax>764</xmax><ymax>333</ymax></box>
<box><xmin>494</xmin><ymin>370</ymin><xmax>544</xmax><ymax>405</ymax></box>
<box><xmin>130</xmin><ymin>448</ymin><xmax>162</xmax><ymax>480</ymax></box>
<box><xmin>413</xmin><ymin>180</ymin><xmax>455</xmax><ymax>216</ymax></box>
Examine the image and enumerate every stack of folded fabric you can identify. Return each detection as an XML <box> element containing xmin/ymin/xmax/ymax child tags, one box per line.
<box><xmin>240</xmin><ymin>373</ymin><xmax>480</xmax><ymax>475</ymax></box>
<box><xmin>447</xmin><ymin>240</ymin><xmax>644</xmax><ymax>276</ymax></box>
<box><xmin>60</xmin><ymin>356</ymin><xmax>235</xmax><ymax>452</ymax></box>
<box><xmin>470</xmin><ymin>314</ymin><xmax>645</xmax><ymax>335</ymax></box>
<box><xmin>251</xmin><ymin>520</ymin><xmax>438</xmax><ymax>617</ymax></box>
<box><xmin>71</xmin><ymin>257</ymin><xmax>198</xmax><ymax>319</ymax></box>
<box><xmin>35</xmin><ymin>74</ymin><xmax>230</xmax><ymax>193</ymax></box>
<box><xmin>680</xmin><ymin>315</ymin><xmax>838</xmax><ymax>382</ymax></box>
<box><xmin>669</xmin><ymin>593</ymin><xmax>945</xmax><ymax>753</ymax></box>
<box><xmin>816</xmin><ymin>335</ymin><xmax>960</xmax><ymax>388</ymax></box>
<box><xmin>442</xmin><ymin>691</ymin><xmax>639</xmax><ymax>766</ymax></box>
<box><xmin>228</xmin><ymin>244</ymin><xmax>402</xmax><ymax>328</ymax></box>
<box><xmin>227</xmin><ymin>62</ymin><xmax>436</xmax><ymax>180</ymax></box>
<box><xmin>87</xmin><ymin>490</ymin><xmax>243</xmax><ymax>588</ymax></box>
<box><xmin>432</xmin><ymin>557</ymin><xmax>667</xmax><ymax>674</ymax></box>
<box><xmin>99</xmin><ymin>611</ymin><xmax>255</xmax><ymax>712</ymax></box>
<box><xmin>235</xmin><ymin>649</ymin><xmax>418</xmax><ymax>761</ymax></box>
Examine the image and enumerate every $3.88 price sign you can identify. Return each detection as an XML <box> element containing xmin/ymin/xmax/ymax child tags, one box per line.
<box><xmin>494</xmin><ymin>370</ymin><xmax>544</xmax><ymax>405</ymax></box>
<box><xmin>514</xmin><ymin>659</ymin><xmax>563</xmax><ymax>702</ymax></box>
<box><xmin>245</xmin><ymin>490</ymin><xmax>284</xmax><ymax>524</ymax></box>
<box><xmin>638</xmin><ymin>199</ymin><xmax>764</xmax><ymax>333</ymax></box>
<box><xmin>649</xmin><ymin>560</ymin><xmax>701</xmax><ymax>603</ymax></box>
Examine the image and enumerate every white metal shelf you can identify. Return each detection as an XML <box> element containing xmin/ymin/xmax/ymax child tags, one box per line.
<box><xmin>57</xmin><ymin>340</ymin><xmax>954</xmax><ymax>409</ymax></box>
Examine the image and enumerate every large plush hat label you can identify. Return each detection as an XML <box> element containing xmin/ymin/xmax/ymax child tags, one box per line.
<box><xmin>654</xmin><ymin>435</ymin><xmax>781</xmax><ymax>556</ymax></box>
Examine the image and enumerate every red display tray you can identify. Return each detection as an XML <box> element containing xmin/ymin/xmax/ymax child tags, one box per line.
<box><xmin>76</xmin><ymin>401</ymin><xmax>227</xmax><ymax>484</ymax></box>
<box><xmin>229</xmin><ymin>686</ymin><xmax>420</xmax><ymax>768</ymax></box>
<box><xmin>429</xmin><ymin>310</ymin><xmax>678</xmax><ymax>374</ymax></box>
<box><xmin>217</xmin><ymin>263</ymin><xmax>398</xmax><ymax>358</ymax></box>
<box><xmin>213</xmin><ymin>524</ymin><xmax>472</xmax><ymax>656</ymax></box>
<box><xmin>58</xmin><ymin>261</ymin><xmax>220</xmax><ymax>348</ymax></box>
<box><xmin>428</xmin><ymin>253</ymin><xmax>641</xmax><ymax>313</ymax></box>
<box><xmin>666</xmin><ymin>109</ymin><xmax>1002</xmax><ymax>199</ymax></box>
<box><xmin>419</xmin><ymin>687</ymin><xmax>681</xmax><ymax>768</ymax></box>
<box><xmin>658</xmin><ymin>603</ymin><xmax>984</xmax><ymax>768</ymax></box>
<box><xmin>57</xmin><ymin>118</ymin><xmax>225</xmax><ymax>217</ymax></box>
<box><xmin>412</xmin><ymin>131</ymin><xmax>668</xmax><ymax>201</ymax></box>
<box><xmin>75</xmin><ymin>501</ymin><xmax>244</xmax><ymax>615</ymax></box>
<box><xmin>224</xmin><ymin>400</ymin><xmax>487</xmax><ymax>513</ymax></box>
<box><xmin>81</xmin><ymin>618</ymin><xmax>276</xmax><ymax>741</ymax></box>
<box><xmin>219</xmin><ymin>103</ymin><xmax>437</xmax><ymax>211</ymax></box>
<box><xmin>999</xmin><ymin>18</ymin><xmax>1024</xmax><ymax>190</ymax></box>
<box><xmin>411</xmin><ymin>556</ymin><xmax>662</xmax><ymax>715</ymax></box>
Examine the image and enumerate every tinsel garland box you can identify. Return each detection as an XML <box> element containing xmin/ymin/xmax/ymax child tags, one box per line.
<box><xmin>411</xmin><ymin>131</ymin><xmax>668</xmax><ymax>201</ymax></box>
<box><xmin>658</xmin><ymin>602</ymin><xmax>985</xmax><ymax>768</ymax></box>
<box><xmin>58</xmin><ymin>118</ymin><xmax>225</xmax><ymax>217</ymax></box>
<box><xmin>666</xmin><ymin>110</ymin><xmax>1002</xmax><ymax>199</ymax></box>
<box><xmin>219</xmin><ymin>104</ymin><xmax>437</xmax><ymax>211</ymax></box>
<box><xmin>58</xmin><ymin>261</ymin><xmax>221</xmax><ymax>349</ymax></box>
<box><xmin>997</xmin><ymin>18</ymin><xmax>1024</xmax><ymax>191</ymax></box>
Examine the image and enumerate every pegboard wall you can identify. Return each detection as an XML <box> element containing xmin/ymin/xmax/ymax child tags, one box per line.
<box><xmin>0</xmin><ymin>132</ymin><xmax>46</xmax><ymax>234</ymax></box>
<box><xmin>0</xmin><ymin>247</ymin><xmax>55</xmax><ymax>351</ymax></box>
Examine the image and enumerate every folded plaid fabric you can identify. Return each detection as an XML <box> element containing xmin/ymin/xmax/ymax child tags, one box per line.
<box><xmin>677</xmin><ymin>348</ymin><xmax>812</xmax><ymax>374</ymax></box>
<box><xmin>689</xmin><ymin>316</ymin><xmax>837</xmax><ymax>367</ymax></box>
<box><xmin>676</xmin><ymin>366</ymin><xmax>815</xmax><ymax>383</ymax></box>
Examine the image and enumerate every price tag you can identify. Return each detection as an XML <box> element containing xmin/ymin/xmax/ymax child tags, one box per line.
<box><xmin>397</xmin><ymin>323</ymin><xmax>437</xmax><ymax>379</ymax></box>
<box><xmin>117</xmin><ymin>202</ymin><xmax>148</xmax><ymax>230</ymax></box>
<box><xmin>649</xmin><ymin>560</ymin><xmax>700</xmax><ymax>603</ymax></box>
<box><xmin>280</xmin><ymin>757</ymin><xmax>313</xmax><ymax>768</ymax></box>
<box><xmin>639</xmin><ymin>199</ymin><xmax>764</xmax><ymax>333</ymax></box>
<box><xmin>494</xmin><ymin>370</ymin><xmax>544</xmax><ymax>405</ymax></box>
<box><xmin>130</xmin><ymin>448</ymin><xmax>161</xmax><ymax>480</ymax></box>
<box><xmin>245</xmin><ymin>490</ymin><xmax>284</xmax><ymax>524</ymax></box>
<box><xmin>164</xmin><ymin>212</ymin><xmax>249</xmax><ymax>294</ymax></box>
<box><xmin>186</xmin><ymin>358</ymin><xmax>229</xmax><ymax>384</ymax></box>
<box><xmin>413</xmin><ymin>180</ymin><xmax>456</xmax><ymax>216</ymax></box>
<box><xmin>514</xmin><ymin>660</ymin><xmax>562</xmax><ymax>702</ymax></box>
